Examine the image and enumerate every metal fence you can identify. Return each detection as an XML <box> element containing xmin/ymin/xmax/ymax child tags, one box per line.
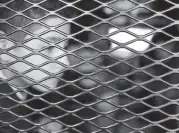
<box><xmin>0</xmin><ymin>0</ymin><xmax>179</xmax><ymax>133</ymax></box>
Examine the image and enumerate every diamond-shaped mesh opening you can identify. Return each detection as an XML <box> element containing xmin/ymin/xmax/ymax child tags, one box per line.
<box><xmin>164</xmin><ymin>8</ymin><xmax>179</xmax><ymax>20</ymax></box>
<box><xmin>7</xmin><ymin>15</ymin><xmax>33</xmax><ymax>27</ymax></box>
<box><xmin>129</xmin><ymin>7</ymin><xmax>155</xmax><ymax>20</ymax></box>
<box><xmin>23</xmin><ymin>23</ymin><xmax>49</xmax><ymax>35</ymax></box>
<box><xmin>93</xmin><ymin>7</ymin><xmax>118</xmax><ymax>19</ymax></box>
<box><xmin>7</xmin><ymin>0</ymin><xmax>32</xmax><ymax>11</ymax></box>
<box><xmin>0</xmin><ymin>7</ymin><xmax>16</xmax><ymax>19</ymax></box>
<box><xmin>0</xmin><ymin>23</ymin><xmax>16</xmax><ymax>34</ymax></box>
<box><xmin>164</xmin><ymin>24</ymin><xmax>179</xmax><ymax>37</ymax></box>
<box><xmin>40</xmin><ymin>0</ymin><xmax>66</xmax><ymax>11</ymax></box>
<box><xmin>23</xmin><ymin>7</ymin><xmax>49</xmax><ymax>19</ymax></box>
<box><xmin>1</xmin><ymin>0</ymin><xmax>179</xmax><ymax>133</ymax></box>
<box><xmin>145</xmin><ymin>15</ymin><xmax>174</xmax><ymax>28</ymax></box>
<box><xmin>40</xmin><ymin>15</ymin><xmax>66</xmax><ymax>27</ymax></box>
<box><xmin>146</xmin><ymin>0</ymin><xmax>174</xmax><ymax>11</ymax></box>
<box><xmin>110</xmin><ymin>0</ymin><xmax>136</xmax><ymax>11</ymax></box>
<box><xmin>7</xmin><ymin>31</ymin><xmax>32</xmax><ymax>42</ymax></box>
<box><xmin>109</xmin><ymin>15</ymin><xmax>138</xmax><ymax>28</ymax></box>
<box><xmin>75</xmin><ymin>15</ymin><xmax>101</xmax><ymax>27</ymax></box>
<box><xmin>56</xmin><ymin>6</ymin><xmax>83</xmax><ymax>19</ymax></box>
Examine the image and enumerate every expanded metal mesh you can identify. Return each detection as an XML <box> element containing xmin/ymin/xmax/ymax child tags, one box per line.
<box><xmin>0</xmin><ymin>0</ymin><xmax>179</xmax><ymax>133</ymax></box>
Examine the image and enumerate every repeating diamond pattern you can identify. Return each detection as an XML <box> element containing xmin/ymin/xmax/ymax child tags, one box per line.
<box><xmin>0</xmin><ymin>0</ymin><xmax>179</xmax><ymax>133</ymax></box>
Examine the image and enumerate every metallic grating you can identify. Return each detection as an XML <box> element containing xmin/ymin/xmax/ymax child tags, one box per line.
<box><xmin>0</xmin><ymin>0</ymin><xmax>179</xmax><ymax>132</ymax></box>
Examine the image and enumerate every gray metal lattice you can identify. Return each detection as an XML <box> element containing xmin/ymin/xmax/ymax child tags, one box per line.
<box><xmin>0</xmin><ymin>0</ymin><xmax>179</xmax><ymax>133</ymax></box>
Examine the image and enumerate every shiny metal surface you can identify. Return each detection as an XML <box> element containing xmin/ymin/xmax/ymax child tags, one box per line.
<box><xmin>0</xmin><ymin>0</ymin><xmax>179</xmax><ymax>133</ymax></box>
